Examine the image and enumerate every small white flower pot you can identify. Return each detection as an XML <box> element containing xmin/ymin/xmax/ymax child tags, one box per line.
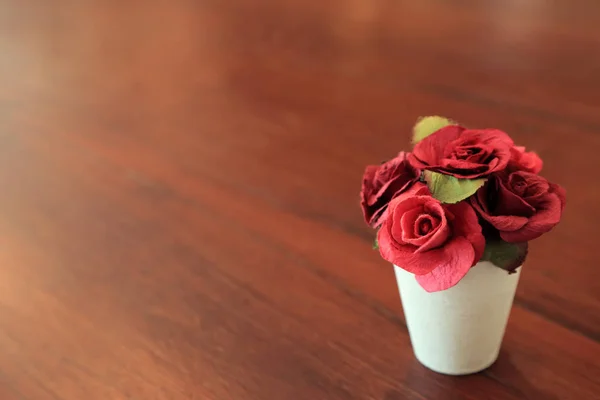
<box><xmin>394</xmin><ymin>261</ymin><xmax>521</xmax><ymax>375</ymax></box>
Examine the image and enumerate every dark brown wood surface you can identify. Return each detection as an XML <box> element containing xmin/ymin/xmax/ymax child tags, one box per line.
<box><xmin>1</xmin><ymin>1</ymin><xmax>599</xmax><ymax>399</ymax></box>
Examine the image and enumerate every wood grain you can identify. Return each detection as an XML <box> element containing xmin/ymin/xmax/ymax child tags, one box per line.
<box><xmin>1</xmin><ymin>0</ymin><xmax>599</xmax><ymax>399</ymax></box>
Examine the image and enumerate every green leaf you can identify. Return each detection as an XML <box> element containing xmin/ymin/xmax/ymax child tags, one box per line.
<box><xmin>412</xmin><ymin>116</ymin><xmax>455</xmax><ymax>144</ymax></box>
<box><xmin>425</xmin><ymin>171</ymin><xmax>486</xmax><ymax>203</ymax></box>
<box><xmin>482</xmin><ymin>240</ymin><xmax>528</xmax><ymax>273</ymax></box>
<box><xmin>372</xmin><ymin>235</ymin><xmax>379</xmax><ymax>250</ymax></box>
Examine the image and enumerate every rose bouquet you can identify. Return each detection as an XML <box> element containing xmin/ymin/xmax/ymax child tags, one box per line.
<box><xmin>360</xmin><ymin>116</ymin><xmax>566</xmax><ymax>374</ymax></box>
<box><xmin>361</xmin><ymin>116</ymin><xmax>566</xmax><ymax>292</ymax></box>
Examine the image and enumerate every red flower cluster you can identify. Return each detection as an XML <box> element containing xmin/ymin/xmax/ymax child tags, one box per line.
<box><xmin>360</xmin><ymin>122</ymin><xmax>566</xmax><ymax>292</ymax></box>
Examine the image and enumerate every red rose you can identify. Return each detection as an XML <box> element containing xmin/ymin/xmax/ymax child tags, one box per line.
<box><xmin>408</xmin><ymin>125</ymin><xmax>514</xmax><ymax>179</ymax></box>
<box><xmin>360</xmin><ymin>152</ymin><xmax>419</xmax><ymax>228</ymax></box>
<box><xmin>508</xmin><ymin>146</ymin><xmax>543</xmax><ymax>174</ymax></box>
<box><xmin>471</xmin><ymin>172</ymin><xmax>566</xmax><ymax>242</ymax></box>
<box><xmin>378</xmin><ymin>184</ymin><xmax>485</xmax><ymax>292</ymax></box>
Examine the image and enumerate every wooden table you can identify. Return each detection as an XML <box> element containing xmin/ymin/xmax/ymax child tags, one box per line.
<box><xmin>1</xmin><ymin>1</ymin><xmax>599</xmax><ymax>399</ymax></box>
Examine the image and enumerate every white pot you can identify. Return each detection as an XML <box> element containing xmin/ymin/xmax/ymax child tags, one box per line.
<box><xmin>394</xmin><ymin>261</ymin><xmax>521</xmax><ymax>375</ymax></box>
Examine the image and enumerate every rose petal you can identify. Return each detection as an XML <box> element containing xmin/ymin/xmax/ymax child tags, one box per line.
<box><xmin>361</xmin><ymin>153</ymin><xmax>420</xmax><ymax>228</ymax></box>
<box><xmin>378</xmin><ymin>217</ymin><xmax>415</xmax><ymax>258</ymax></box>
<box><xmin>509</xmin><ymin>172</ymin><xmax>549</xmax><ymax>204</ymax></box>
<box><xmin>521</xmin><ymin>151</ymin><xmax>543</xmax><ymax>174</ymax></box>
<box><xmin>444</xmin><ymin>202</ymin><xmax>485</xmax><ymax>265</ymax></box>
<box><xmin>421</xmin><ymin>197</ymin><xmax>442</xmax><ymax>216</ymax></box>
<box><xmin>459</xmin><ymin>129</ymin><xmax>514</xmax><ymax>171</ymax></box>
<box><xmin>487</xmin><ymin>157</ymin><xmax>499</xmax><ymax>170</ymax></box>
<box><xmin>494</xmin><ymin>178</ymin><xmax>536</xmax><ymax>217</ymax></box>
<box><xmin>365</xmin><ymin>178</ymin><xmax>417</xmax><ymax>228</ymax></box>
<box><xmin>501</xmin><ymin>194</ymin><xmax>563</xmax><ymax>242</ymax></box>
<box><xmin>473</xmin><ymin>180</ymin><xmax>531</xmax><ymax>232</ymax></box>
<box><xmin>410</xmin><ymin>183</ymin><xmax>432</xmax><ymax>196</ymax></box>
<box><xmin>484</xmin><ymin>214</ymin><xmax>529</xmax><ymax>232</ymax></box>
<box><xmin>466</xmin><ymin>154</ymin><xmax>484</xmax><ymax>164</ymax></box>
<box><xmin>401</xmin><ymin>214</ymin><xmax>440</xmax><ymax>247</ymax></box>
<box><xmin>415</xmin><ymin>237</ymin><xmax>475</xmax><ymax>292</ymax></box>
<box><xmin>410</xmin><ymin>127</ymin><xmax>513</xmax><ymax>179</ymax></box>
<box><xmin>409</xmin><ymin>125</ymin><xmax>465</xmax><ymax>169</ymax></box>
<box><xmin>369</xmin><ymin>183</ymin><xmax>427</xmax><ymax>228</ymax></box>
<box><xmin>552</xmin><ymin>182</ymin><xmax>567</xmax><ymax>212</ymax></box>
<box><xmin>470</xmin><ymin>182</ymin><xmax>493</xmax><ymax>214</ymax></box>
<box><xmin>414</xmin><ymin>207</ymin><xmax>449</xmax><ymax>253</ymax></box>
<box><xmin>378</xmin><ymin>224</ymin><xmax>441</xmax><ymax>275</ymax></box>
<box><xmin>509</xmin><ymin>146</ymin><xmax>543</xmax><ymax>174</ymax></box>
<box><xmin>464</xmin><ymin>129</ymin><xmax>514</xmax><ymax>148</ymax></box>
<box><xmin>367</xmin><ymin>204</ymin><xmax>389</xmax><ymax>228</ymax></box>
<box><xmin>371</xmin><ymin>164</ymin><xmax>414</xmax><ymax>204</ymax></box>
<box><xmin>399</xmin><ymin>207</ymin><xmax>424</xmax><ymax>243</ymax></box>
<box><xmin>415</xmin><ymin>214</ymin><xmax>440</xmax><ymax>236</ymax></box>
<box><xmin>440</xmin><ymin>158</ymin><xmax>489</xmax><ymax>172</ymax></box>
<box><xmin>360</xmin><ymin>165</ymin><xmax>379</xmax><ymax>223</ymax></box>
<box><xmin>392</xmin><ymin>246</ymin><xmax>449</xmax><ymax>276</ymax></box>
